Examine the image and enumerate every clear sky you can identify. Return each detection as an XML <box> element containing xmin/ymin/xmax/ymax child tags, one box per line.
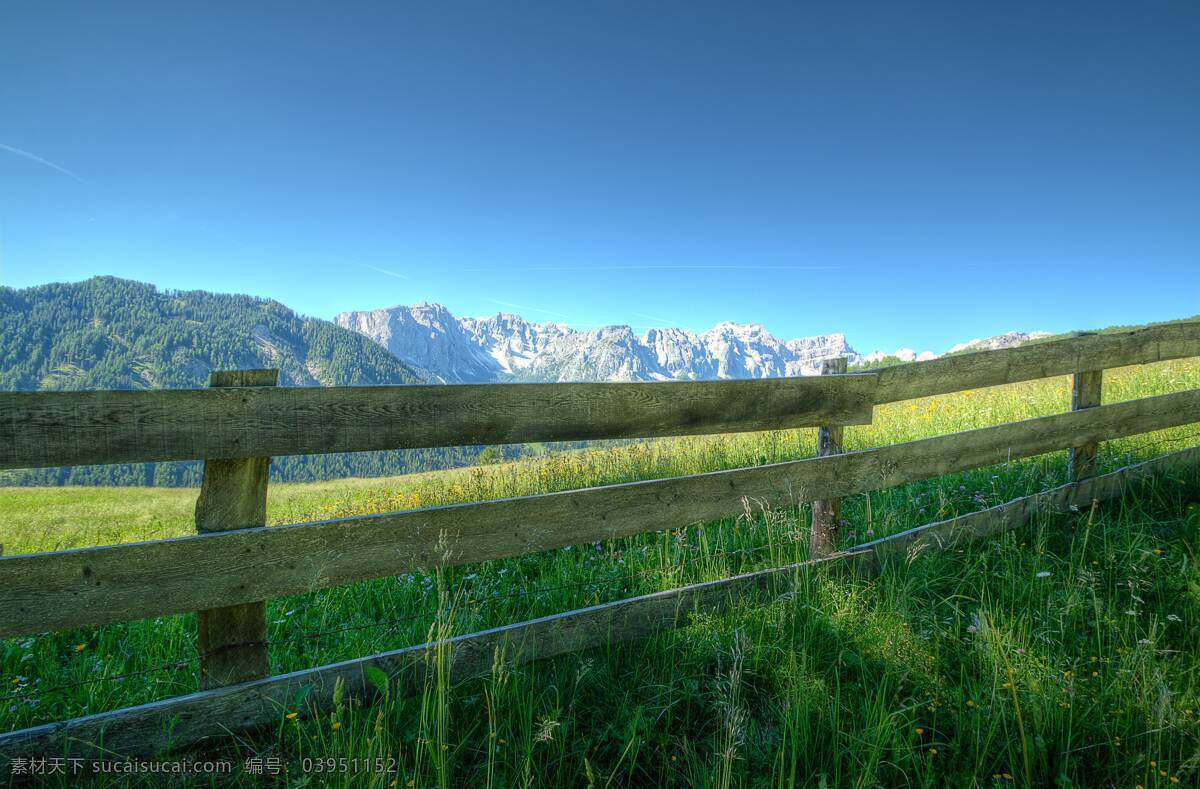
<box><xmin>1</xmin><ymin>1</ymin><xmax>1197</xmax><ymax>354</ymax></box>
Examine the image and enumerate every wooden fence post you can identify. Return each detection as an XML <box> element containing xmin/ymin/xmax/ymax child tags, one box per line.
<box><xmin>1069</xmin><ymin>331</ymin><xmax>1103</xmax><ymax>482</ymax></box>
<box><xmin>1069</xmin><ymin>367</ymin><xmax>1104</xmax><ymax>481</ymax></box>
<box><xmin>194</xmin><ymin>368</ymin><xmax>278</xmax><ymax>689</ymax></box>
<box><xmin>810</xmin><ymin>356</ymin><xmax>847</xmax><ymax>558</ymax></box>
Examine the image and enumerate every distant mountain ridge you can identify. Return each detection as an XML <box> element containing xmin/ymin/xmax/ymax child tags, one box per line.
<box><xmin>335</xmin><ymin>302</ymin><xmax>861</xmax><ymax>383</ymax></box>
<box><xmin>947</xmin><ymin>330</ymin><xmax>1052</xmax><ymax>354</ymax></box>
<box><xmin>336</xmin><ymin>302</ymin><xmax>1057</xmax><ymax>384</ymax></box>
<box><xmin>861</xmin><ymin>330</ymin><xmax>1051</xmax><ymax>365</ymax></box>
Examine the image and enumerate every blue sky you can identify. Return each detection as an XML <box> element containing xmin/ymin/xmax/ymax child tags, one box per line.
<box><xmin>1</xmin><ymin>1</ymin><xmax>1197</xmax><ymax>354</ymax></box>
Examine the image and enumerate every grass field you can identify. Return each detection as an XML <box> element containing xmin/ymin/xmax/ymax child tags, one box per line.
<box><xmin>2</xmin><ymin>359</ymin><xmax>1200</xmax><ymax>786</ymax></box>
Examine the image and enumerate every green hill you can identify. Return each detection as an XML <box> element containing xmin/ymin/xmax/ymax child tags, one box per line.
<box><xmin>0</xmin><ymin>277</ymin><xmax>494</xmax><ymax>485</ymax></box>
<box><xmin>0</xmin><ymin>276</ymin><xmax>423</xmax><ymax>390</ymax></box>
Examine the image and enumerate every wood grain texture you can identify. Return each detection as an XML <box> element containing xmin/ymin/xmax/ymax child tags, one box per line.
<box><xmin>810</xmin><ymin>357</ymin><xmax>847</xmax><ymax>558</ymax></box>
<box><xmin>872</xmin><ymin>320</ymin><xmax>1200</xmax><ymax>404</ymax></box>
<box><xmin>2</xmin><ymin>387</ymin><xmax>1197</xmax><ymax>640</ymax></box>
<box><xmin>4</xmin><ymin>445</ymin><xmax>1194</xmax><ymax>762</ymax></box>
<box><xmin>1069</xmin><ymin>367</ymin><xmax>1104</xmax><ymax>481</ymax></box>
<box><xmin>194</xmin><ymin>370</ymin><xmax>275</xmax><ymax>690</ymax></box>
<box><xmin>196</xmin><ymin>602</ymin><xmax>269</xmax><ymax>688</ymax></box>
<box><xmin>0</xmin><ymin>375</ymin><xmax>878</xmax><ymax>470</ymax></box>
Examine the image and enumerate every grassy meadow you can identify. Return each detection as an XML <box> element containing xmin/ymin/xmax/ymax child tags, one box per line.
<box><xmin>2</xmin><ymin>358</ymin><xmax>1200</xmax><ymax>786</ymax></box>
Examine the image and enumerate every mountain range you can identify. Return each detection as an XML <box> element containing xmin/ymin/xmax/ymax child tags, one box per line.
<box><xmin>947</xmin><ymin>331</ymin><xmax>1052</xmax><ymax>354</ymax></box>
<box><xmin>859</xmin><ymin>331</ymin><xmax>1052</xmax><ymax>365</ymax></box>
<box><xmin>335</xmin><ymin>302</ymin><xmax>1051</xmax><ymax>384</ymax></box>
<box><xmin>0</xmin><ymin>277</ymin><xmax>1051</xmax><ymax>394</ymax></box>
<box><xmin>336</xmin><ymin>302</ymin><xmax>861</xmax><ymax>383</ymax></box>
<box><xmin>0</xmin><ymin>276</ymin><xmax>1057</xmax><ymax>486</ymax></box>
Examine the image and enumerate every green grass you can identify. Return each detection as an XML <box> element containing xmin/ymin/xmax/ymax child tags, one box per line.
<box><xmin>2</xmin><ymin>359</ymin><xmax>1200</xmax><ymax>786</ymax></box>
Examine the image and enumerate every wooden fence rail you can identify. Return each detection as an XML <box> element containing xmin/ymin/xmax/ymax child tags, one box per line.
<box><xmin>1</xmin><ymin>318</ymin><xmax>1199</xmax><ymax>763</ymax></box>
<box><xmin>869</xmin><ymin>320</ymin><xmax>1200</xmax><ymax>403</ymax></box>
<box><xmin>2</xmin><ymin>386</ymin><xmax>1197</xmax><ymax>640</ymax></box>
<box><xmin>3</xmin><ymin>320</ymin><xmax>1198</xmax><ymax>471</ymax></box>
<box><xmin>0</xmin><ymin>376</ymin><xmax>876</xmax><ymax>470</ymax></box>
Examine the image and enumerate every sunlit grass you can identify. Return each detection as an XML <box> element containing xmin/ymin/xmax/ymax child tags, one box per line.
<box><xmin>1</xmin><ymin>358</ymin><xmax>1198</xmax><ymax>785</ymax></box>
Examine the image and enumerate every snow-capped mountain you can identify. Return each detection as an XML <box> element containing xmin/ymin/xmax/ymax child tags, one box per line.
<box><xmin>946</xmin><ymin>331</ymin><xmax>1051</xmax><ymax>354</ymax></box>
<box><xmin>335</xmin><ymin>303</ymin><xmax>860</xmax><ymax>383</ymax></box>
<box><xmin>861</xmin><ymin>330</ymin><xmax>1051</xmax><ymax>364</ymax></box>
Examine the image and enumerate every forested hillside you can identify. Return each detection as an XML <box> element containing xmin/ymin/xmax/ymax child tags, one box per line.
<box><xmin>0</xmin><ymin>277</ymin><xmax>493</xmax><ymax>486</ymax></box>
<box><xmin>0</xmin><ymin>276</ymin><xmax>424</xmax><ymax>390</ymax></box>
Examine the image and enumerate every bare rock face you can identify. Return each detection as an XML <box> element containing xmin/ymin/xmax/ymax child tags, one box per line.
<box><xmin>335</xmin><ymin>302</ymin><xmax>500</xmax><ymax>382</ymax></box>
<box><xmin>336</xmin><ymin>304</ymin><xmax>860</xmax><ymax>383</ymax></box>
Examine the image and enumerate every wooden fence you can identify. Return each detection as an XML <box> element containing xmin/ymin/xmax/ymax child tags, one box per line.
<box><xmin>2</xmin><ymin>320</ymin><xmax>1199</xmax><ymax>762</ymax></box>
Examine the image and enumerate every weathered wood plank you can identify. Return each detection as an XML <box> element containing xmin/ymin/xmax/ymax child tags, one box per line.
<box><xmin>872</xmin><ymin>320</ymin><xmax>1200</xmax><ymax>404</ymax></box>
<box><xmin>810</xmin><ymin>357</ymin><xmax>847</xmax><ymax>558</ymax></box>
<box><xmin>1069</xmin><ymin>366</ymin><xmax>1104</xmax><ymax>480</ymax></box>
<box><xmin>2</xmin><ymin>387</ymin><xmax>1197</xmax><ymax>640</ymax></box>
<box><xmin>0</xmin><ymin>375</ymin><xmax>878</xmax><ymax>470</ymax></box>
<box><xmin>195</xmin><ymin>370</ymin><xmax>275</xmax><ymax>690</ymax></box>
<box><xmin>3</xmin><ymin>445</ymin><xmax>1194</xmax><ymax>762</ymax></box>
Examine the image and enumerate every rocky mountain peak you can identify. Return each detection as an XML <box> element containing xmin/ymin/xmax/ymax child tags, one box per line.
<box><xmin>335</xmin><ymin>303</ymin><xmax>860</xmax><ymax>383</ymax></box>
<box><xmin>336</xmin><ymin>302</ymin><xmax>1052</xmax><ymax>383</ymax></box>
